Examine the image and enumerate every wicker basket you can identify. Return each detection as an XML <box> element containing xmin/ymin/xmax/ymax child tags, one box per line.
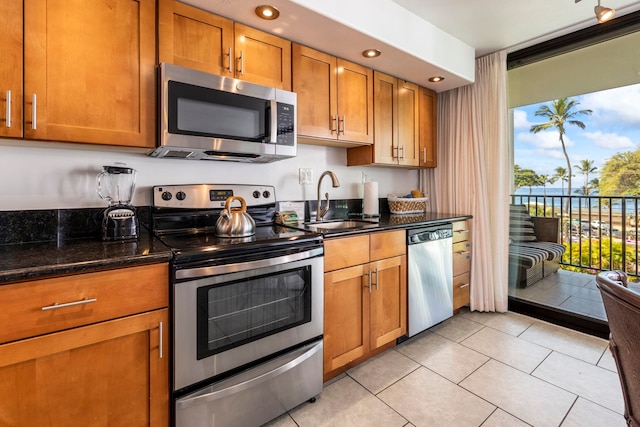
<box><xmin>387</xmin><ymin>195</ymin><xmax>428</xmax><ymax>214</ymax></box>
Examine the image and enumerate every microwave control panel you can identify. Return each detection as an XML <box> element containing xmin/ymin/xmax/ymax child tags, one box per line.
<box><xmin>276</xmin><ymin>102</ymin><xmax>295</xmax><ymax>146</ymax></box>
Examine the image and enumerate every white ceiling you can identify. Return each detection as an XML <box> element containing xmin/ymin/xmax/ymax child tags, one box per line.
<box><xmin>182</xmin><ymin>0</ymin><xmax>640</xmax><ymax>92</ymax></box>
<box><xmin>393</xmin><ymin>0</ymin><xmax>640</xmax><ymax>56</ymax></box>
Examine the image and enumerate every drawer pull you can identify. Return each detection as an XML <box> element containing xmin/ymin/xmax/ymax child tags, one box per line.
<box><xmin>459</xmin><ymin>283</ymin><xmax>470</xmax><ymax>289</ymax></box>
<box><xmin>455</xmin><ymin>230</ymin><xmax>469</xmax><ymax>234</ymax></box>
<box><xmin>41</xmin><ymin>297</ymin><xmax>97</xmax><ymax>311</ymax></box>
<box><xmin>457</xmin><ymin>251</ymin><xmax>471</xmax><ymax>255</ymax></box>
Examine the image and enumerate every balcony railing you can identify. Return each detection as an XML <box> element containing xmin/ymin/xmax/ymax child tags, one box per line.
<box><xmin>511</xmin><ymin>194</ymin><xmax>640</xmax><ymax>278</ymax></box>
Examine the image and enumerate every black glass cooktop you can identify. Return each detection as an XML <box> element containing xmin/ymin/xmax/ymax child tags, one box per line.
<box><xmin>156</xmin><ymin>224</ymin><xmax>322</xmax><ymax>264</ymax></box>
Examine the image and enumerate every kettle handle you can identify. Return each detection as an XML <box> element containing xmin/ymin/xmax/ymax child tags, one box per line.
<box><xmin>224</xmin><ymin>196</ymin><xmax>247</xmax><ymax>213</ymax></box>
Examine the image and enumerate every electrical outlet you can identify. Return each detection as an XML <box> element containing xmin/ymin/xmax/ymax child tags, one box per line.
<box><xmin>299</xmin><ymin>168</ymin><xmax>313</xmax><ymax>185</ymax></box>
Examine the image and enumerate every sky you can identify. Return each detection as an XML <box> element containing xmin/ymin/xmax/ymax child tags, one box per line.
<box><xmin>513</xmin><ymin>82</ymin><xmax>640</xmax><ymax>187</ymax></box>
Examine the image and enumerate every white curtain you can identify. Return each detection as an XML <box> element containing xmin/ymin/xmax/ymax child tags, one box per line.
<box><xmin>422</xmin><ymin>50</ymin><xmax>510</xmax><ymax>312</ymax></box>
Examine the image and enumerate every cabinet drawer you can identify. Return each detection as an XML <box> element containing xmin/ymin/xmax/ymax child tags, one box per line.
<box><xmin>452</xmin><ymin>220</ymin><xmax>471</xmax><ymax>243</ymax></box>
<box><xmin>0</xmin><ymin>263</ymin><xmax>168</xmax><ymax>344</ymax></box>
<box><xmin>324</xmin><ymin>235</ymin><xmax>370</xmax><ymax>272</ymax></box>
<box><xmin>453</xmin><ymin>241</ymin><xmax>472</xmax><ymax>277</ymax></box>
<box><xmin>370</xmin><ymin>230</ymin><xmax>406</xmax><ymax>261</ymax></box>
<box><xmin>453</xmin><ymin>272</ymin><xmax>471</xmax><ymax>310</ymax></box>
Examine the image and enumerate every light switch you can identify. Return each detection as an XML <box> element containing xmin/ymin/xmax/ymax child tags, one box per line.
<box><xmin>299</xmin><ymin>168</ymin><xmax>313</xmax><ymax>185</ymax></box>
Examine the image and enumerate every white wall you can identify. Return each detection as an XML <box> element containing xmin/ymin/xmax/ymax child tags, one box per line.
<box><xmin>0</xmin><ymin>139</ymin><xmax>419</xmax><ymax>210</ymax></box>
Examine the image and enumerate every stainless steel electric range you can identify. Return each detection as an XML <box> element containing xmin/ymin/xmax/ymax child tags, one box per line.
<box><xmin>150</xmin><ymin>184</ymin><xmax>324</xmax><ymax>427</ymax></box>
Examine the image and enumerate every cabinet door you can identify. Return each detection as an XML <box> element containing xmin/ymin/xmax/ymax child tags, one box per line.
<box><xmin>398</xmin><ymin>80</ymin><xmax>420</xmax><ymax>167</ymax></box>
<box><xmin>369</xmin><ymin>255</ymin><xmax>407</xmax><ymax>349</ymax></box>
<box><xmin>0</xmin><ymin>0</ymin><xmax>22</xmax><ymax>138</ymax></box>
<box><xmin>373</xmin><ymin>72</ymin><xmax>399</xmax><ymax>165</ymax></box>
<box><xmin>324</xmin><ymin>265</ymin><xmax>369</xmax><ymax>376</ymax></box>
<box><xmin>453</xmin><ymin>272</ymin><xmax>471</xmax><ymax>311</ymax></box>
<box><xmin>419</xmin><ymin>87</ymin><xmax>437</xmax><ymax>167</ymax></box>
<box><xmin>293</xmin><ymin>44</ymin><xmax>337</xmax><ymax>140</ymax></box>
<box><xmin>158</xmin><ymin>0</ymin><xmax>233</xmax><ymax>76</ymax></box>
<box><xmin>24</xmin><ymin>0</ymin><xmax>156</xmax><ymax>147</ymax></box>
<box><xmin>337</xmin><ymin>58</ymin><xmax>373</xmax><ymax>144</ymax></box>
<box><xmin>235</xmin><ymin>23</ymin><xmax>291</xmax><ymax>90</ymax></box>
<box><xmin>0</xmin><ymin>309</ymin><xmax>169</xmax><ymax>426</ymax></box>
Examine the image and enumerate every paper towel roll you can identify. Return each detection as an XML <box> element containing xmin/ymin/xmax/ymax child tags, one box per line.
<box><xmin>363</xmin><ymin>181</ymin><xmax>379</xmax><ymax>216</ymax></box>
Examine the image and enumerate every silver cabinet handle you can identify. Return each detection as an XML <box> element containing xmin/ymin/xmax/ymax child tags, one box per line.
<box><xmin>238</xmin><ymin>50</ymin><xmax>244</xmax><ymax>76</ymax></box>
<box><xmin>399</xmin><ymin>145</ymin><xmax>405</xmax><ymax>160</ymax></box>
<box><xmin>455</xmin><ymin>230</ymin><xmax>470</xmax><ymax>234</ymax></box>
<box><xmin>366</xmin><ymin>269</ymin><xmax>372</xmax><ymax>293</ymax></box>
<box><xmin>176</xmin><ymin>342</ymin><xmax>321</xmax><ymax>408</ymax></box>
<box><xmin>41</xmin><ymin>297</ymin><xmax>97</xmax><ymax>311</ymax></box>
<box><xmin>459</xmin><ymin>283</ymin><xmax>470</xmax><ymax>289</ymax></box>
<box><xmin>31</xmin><ymin>94</ymin><xmax>37</xmax><ymax>130</ymax></box>
<box><xmin>5</xmin><ymin>90</ymin><xmax>10</xmax><ymax>128</ymax></box>
<box><xmin>458</xmin><ymin>251</ymin><xmax>471</xmax><ymax>255</ymax></box>
<box><xmin>225</xmin><ymin>47</ymin><xmax>233</xmax><ymax>74</ymax></box>
<box><xmin>422</xmin><ymin>147</ymin><xmax>426</xmax><ymax>163</ymax></box>
<box><xmin>338</xmin><ymin>115</ymin><xmax>345</xmax><ymax>134</ymax></box>
<box><xmin>330</xmin><ymin>115</ymin><xmax>338</xmax><ymax>133</ymax></box>
<box><xmin>372</xmin><ymin>268</ymin><xmax>378</xmax><ymax>290</ymax></box>
<box><xmin>159</xmin><ymin>321</ymin><xmax>164</xmax><ymax>359</ymax></box>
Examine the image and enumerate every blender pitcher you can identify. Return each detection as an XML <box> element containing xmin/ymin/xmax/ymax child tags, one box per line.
<box><xmin>97</xmin><ymin>165</ymin><xmax>139</xmax><ymax>241</ymax></box>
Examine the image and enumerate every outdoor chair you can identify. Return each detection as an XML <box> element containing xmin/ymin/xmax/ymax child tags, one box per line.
<box><xmin>509</xmin><ymin>204</ymin><xmax>566</xmax><ymax>288</ymax></box>
<box><xmin>596</xmin><ymin>270</ymin><xmax>640</xmax><ymax>427</ymax></box>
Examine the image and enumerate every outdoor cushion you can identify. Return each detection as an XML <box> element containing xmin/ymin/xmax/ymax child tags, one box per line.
<box><xmin>509</xmin><ymin>205</ymin><xmax>537</xmax><ymax>242</ymax></box>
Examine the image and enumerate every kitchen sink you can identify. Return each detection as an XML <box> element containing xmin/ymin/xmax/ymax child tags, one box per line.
<box><xmin>302</xmin><ymin>219</ymin><xmax>379</xmax><ymax>232</ymax></box>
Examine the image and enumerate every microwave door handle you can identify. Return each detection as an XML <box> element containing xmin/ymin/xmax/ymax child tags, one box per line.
<box><xmin>269</xmin><ymin>99</ymin><xmax>278</xmax><ymax>143</ymax></box>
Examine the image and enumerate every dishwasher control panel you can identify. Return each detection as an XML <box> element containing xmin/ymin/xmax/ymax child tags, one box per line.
<box><xmin>408</xmin><ymin>224</ymin><xmax>453</xmax><ymax>244</ymax></box>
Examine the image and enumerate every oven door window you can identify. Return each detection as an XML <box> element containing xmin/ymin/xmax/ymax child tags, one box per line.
<box><xmin>168</xmin><ymin>80</ymin><xmax>269</xmax><ymax>142</ymax></box>
<box><xmin>196</xmin><ymin>266</ymin><xmax>312</xmax><ymax>360</ymax></box>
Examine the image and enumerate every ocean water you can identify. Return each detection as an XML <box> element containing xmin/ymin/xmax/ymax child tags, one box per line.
<box><xmin>513</xmin><ymin>187</ymin><xmax>640</xmax><ymax>214</ymax></box>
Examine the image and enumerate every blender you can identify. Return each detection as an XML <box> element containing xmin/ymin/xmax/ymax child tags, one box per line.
<box><xmin>97</xmin><ymin>165</ymin><xmax>139</xmax><ymax>241</ymax></box>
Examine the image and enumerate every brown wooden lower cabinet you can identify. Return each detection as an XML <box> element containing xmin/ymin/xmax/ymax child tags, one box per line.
<box><xmin>452</xmin><ymin>220</ymin><xmax>472</xmax><ymax>311</ymax></box>
<box><xmin>323</xmin><ymin>230</ymin><xmax>407</xmax><ymax>381</ymax></box>
<box><xmin>0</xmin><ymin>263</ymin><xmax>169</xmax><ymax>426</ymax></box>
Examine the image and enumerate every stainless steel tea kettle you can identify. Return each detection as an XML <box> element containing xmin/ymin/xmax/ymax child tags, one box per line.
<box><xmin>215</xmin><ymin>196</ymin><xmax>256</xmax><ymax>237</ymax></box>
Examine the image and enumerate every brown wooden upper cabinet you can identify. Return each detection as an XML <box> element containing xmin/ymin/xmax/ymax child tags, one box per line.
<box><xmin>159</xmin><ymin>0</ymin><xmax>291</xmax><ymax>91</ymax></box>
<box><xmin>1</xmin><ymin>0</ymin><xmax>156</xmax><ymax>147</ymax></box>
<box><xmin>347</xmin><ymin>72</ymin><xmax>420</xmax><ymax>167</ymax></box>
<box><xmin>0</xmin><ymin>1</ymin><xmax>22</xmax><ymax>139</ymax></box>
<box><xmin>419</xmin><ymin>87</ymin><xmax>438</xmax><ymax>167</ymax></box>
<box><xmin>293</xmin><ymin>44</ymin><xmax>373</xmax><ymax>146</ymax></box>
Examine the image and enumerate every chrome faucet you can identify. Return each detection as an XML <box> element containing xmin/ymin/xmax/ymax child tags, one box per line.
<box><xmin>316</xmin><ymin>171</ymin><xmax>340</xmax><ymax>221</ymax></box>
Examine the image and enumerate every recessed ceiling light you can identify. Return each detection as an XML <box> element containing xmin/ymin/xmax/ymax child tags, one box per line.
<box><xmin>428</xmin><ymin>76</ymin><xmax>445</xmax><ymax>82</ymax></box>
<box><xmin>255</xmin><ymin>5</ymin><xmax>280</xmax><ymax>20</ymax></box>
<box><xmin>362</xmin><ymin>49</ymin><xmax>381</xmax><ymax>58</ymax></box>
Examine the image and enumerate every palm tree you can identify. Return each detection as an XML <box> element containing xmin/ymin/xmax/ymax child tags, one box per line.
<box><xmin>575</xmin><ymin>159</ymin><xmax>597</xmax><ymax>193</ymax></box>
<box><xmin>554</xmin><ymin>166</ymin><xmax>568</xmax><ymax>195</ymax></box>
<box><xmin>530</xmin><ymin>98</ymin><xmax>592</xmax><ymax>200</ymax></box>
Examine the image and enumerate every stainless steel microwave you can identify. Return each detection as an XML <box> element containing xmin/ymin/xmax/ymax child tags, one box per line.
<box><xmin>151</xmin><ymin>63</ymin><xmax>296</xmax><ymax>163</ymax></box>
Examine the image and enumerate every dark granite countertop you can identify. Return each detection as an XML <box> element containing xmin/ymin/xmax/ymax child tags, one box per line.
<box><xmin>0</xmin><ymin>231</ymin><xmax>172</xmax><ymax>285</ymax></box>
<box><xmin>287</xmin><ymin>212</ymin><xmax>472</xmax><ymax>237</ymax></box>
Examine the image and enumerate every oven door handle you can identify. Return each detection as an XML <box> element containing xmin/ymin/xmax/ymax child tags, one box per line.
<box><xmin>176</xmin><ymin>247</ymin><xmax>323</xmax><ymax>280</ymax></box>
<box><xmin>176</xmin><ymin>341</ymin><xmax>322</xmax><ymax>409</ymax></box>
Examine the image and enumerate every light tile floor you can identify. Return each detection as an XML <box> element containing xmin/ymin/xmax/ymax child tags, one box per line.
<box><xmin>264</xmin><ymin>309</ymin><xmax>625</xmax><ymax>427</ymax></box>
<box><xmin>510</xmin><ymin>269</ymin><xmax>640</xmax><ymax>322</ymax></box>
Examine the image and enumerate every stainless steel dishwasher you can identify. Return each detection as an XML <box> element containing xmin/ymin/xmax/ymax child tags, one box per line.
<box><xmin>407</xmin><ymin>223</ymin><xmax>453</xmax><ymax>337</ymax></box>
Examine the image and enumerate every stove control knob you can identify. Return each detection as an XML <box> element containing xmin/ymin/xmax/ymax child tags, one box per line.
<box><xmin>161</xmin><ymin>191</ymin><xmax>172</xmax><ymax>201</ymax></box>
<box><xmin>252</xmin><ymin>190</ymin><xmax>261</xmax><ymax>199</ymax></box>
<box><xmin>176</xmin><ymin>191</ymin><xmax>186</xmax><ymax>201</ymax></box>
<box><xmin>262</xmin><ymin>190</ymin><xmax>271</xmax><ymax>199</ymax></box>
